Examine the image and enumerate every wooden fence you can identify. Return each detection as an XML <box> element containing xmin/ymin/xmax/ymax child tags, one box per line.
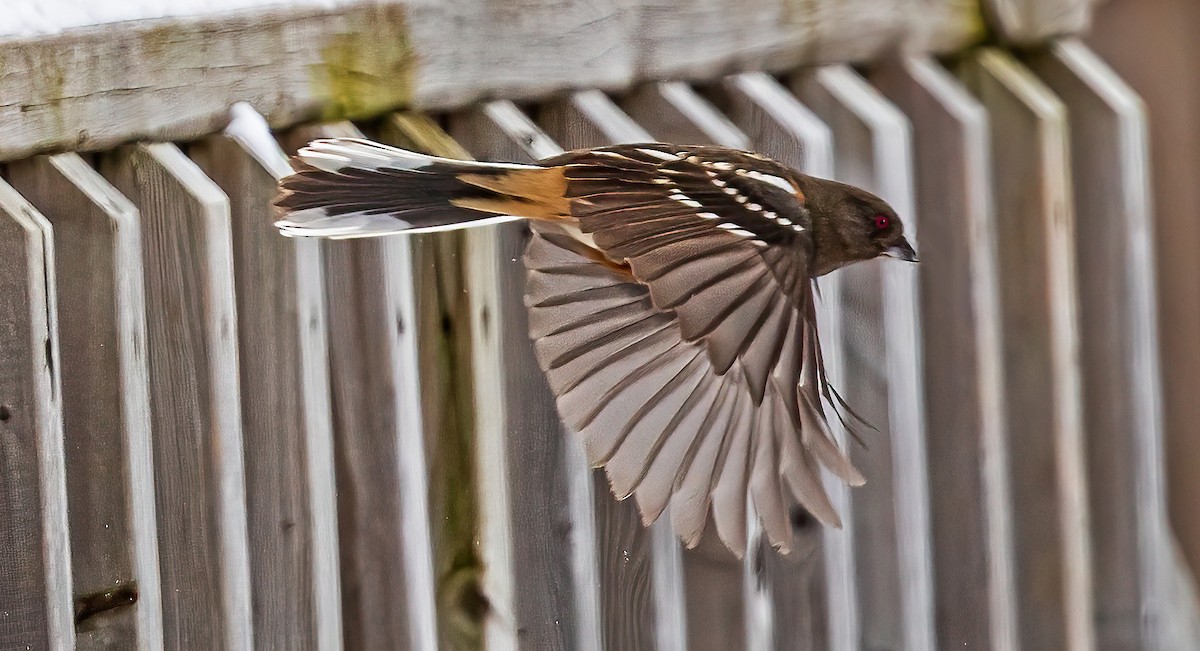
<box><xmin>2</xmin><ymin>1</ymin><xmax>1200</xmax><ymax>650</ymax></box>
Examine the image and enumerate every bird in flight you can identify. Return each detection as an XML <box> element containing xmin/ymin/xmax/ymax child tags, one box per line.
<box><xmin>274</xmin><ymin>138</ymin><xmax>917</xmax><ymax>556</ymax></box>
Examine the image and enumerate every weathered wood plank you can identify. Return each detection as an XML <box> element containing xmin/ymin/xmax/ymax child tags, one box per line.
<box><xmin>1026</xmin><ymin>39</ymin><xmax>1172</xmax><ymax>650</ymax></box>
<box><xmin>599</xmin><ymin>0</ymin><xmax>983</xmax><ymax>84</ymax></box>
<box><xmin>620</xmin><ymin>80</ymin><xmax>779</xmax><ymax>651</ymax></box>
<box><xmin>870</xmin><ymin>56</ymin><xmax>1018</xmax><ymax>650</ymax></box>
<box><xmin>983</xmin><ymin>0</ymin><xmax>1092</xmax><ymax>44</ymax></box>
<box><xmin>7</xmin><ymin>154</ymin><xmax>165</xmax><ymax>650</ymax></box>
<box><xmin>536</xmin><ymin>90</ymin><xmax>689</xmax><ymax>651</ymax></box>
<box><xmin>621</xmin><ymin>81</ymin><xmax>750</xmax><ymax>149</ymax></box>
<box><xmin>710</xmin><ymin>71</ymin><xmax>845</xmax><ymax>651</ymax></box>
<box><xmin>446</xmin><ymin>100</ymin><xmax>602</xmax><ymax>651</ymax></box>
<box><xmin>279</xmin><ymin>122</ymin><xmax>438</xmax><ymax>651</ymax></box>
<box><xmin>957</xmin><ymin>47</ymin><xmax>1094</xmax><ymax>651</ymax></box>
<box><xmin>191</xmin><ymin>121</ymin><xmax>342</xmax><ymax>651</ymax></box>
<box><xmin>373</xmin><ymin>112</ymin><xmax>494</xmax><ymax>651</ymax></box>
<box><xmin>1165</xmin><ymin>538</ymin><xmax>1200</xmax><ymax>650</ymax></box>
<box><xmin>0</xmin><ymin>0</ymin><xmax>989</xmax><ymax>161</ymax></box>
<box><xmin>0</xmin><ymin>178</ymin><xmax>73</xmax><ymax>650</ymax></box>
<box><xmin>791</xmin><ymin>65</ymin><xmax>936</xmax><ymax>651</ymax></box>
<box><xmin>99</xmin><ymin>143</ymin><xmax>253</xmax><ymax>651</ymax></box>
<box><xmin>1086</xmin><ymin>0</ymin><xmax>1200</xmax><ymax>591</ymax></box>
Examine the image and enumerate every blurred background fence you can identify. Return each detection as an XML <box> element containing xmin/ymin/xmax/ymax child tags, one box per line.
<box><xmin>2</xmin><ymin>0</ymin><xmax>1200</xmax><ymax>649</ymax></box>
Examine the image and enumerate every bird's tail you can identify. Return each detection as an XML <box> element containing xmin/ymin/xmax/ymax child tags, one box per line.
<box><xmin>273</xmin><ymin>138</ymin><xmax>570</xmax><ymax>239</ymax></box>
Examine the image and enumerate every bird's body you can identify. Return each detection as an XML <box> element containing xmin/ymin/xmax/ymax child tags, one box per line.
<box><xmin>275</xmin><ymin>138</ymin><xmax>917</xmax><ymax>556</ymax></box>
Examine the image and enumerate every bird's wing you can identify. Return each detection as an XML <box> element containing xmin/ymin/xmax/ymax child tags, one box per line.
<box><xmin>524</xmin><ymin>144</ymin><xmax>863</xmax><ymax>556</ymax></box>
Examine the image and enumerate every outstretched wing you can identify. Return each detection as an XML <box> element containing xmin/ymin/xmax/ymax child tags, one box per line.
<box><xmin>524</xmin><ymin>144</ymin><xmax>863</xmax><ymax>555</ymax></box>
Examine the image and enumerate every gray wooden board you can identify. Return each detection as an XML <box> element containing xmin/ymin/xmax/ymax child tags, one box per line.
<box><xmin>0</xmin><ymin>0</ymin><xmax>988</xmax><ymax>162</ymax></box>
<box><xmin>983</xmin><ymin>0</ymin><xmax>1092</xmax><ymax>45</ymax></box>
<box><xmin>191</xmin><ymin>133</ymin><xmax>343</xmax><ymax>651</ymax></box>
<box><xmin>446</xmin><ymin>100</ymin><xmax>602</xmax><ymax>651</ymax></box>
<box><xmin>535</xmin><ymin>90</ymin><xmax>689</xmax><ymax>651</ymax></box>
<box><xmin>280</xmin><ymin>122</ymin><xmax>438</xmax><ymax>651</ymax></box>
<box><xmin>1085</xmin><ymin>0</ymin><xmax>1200</xmax><ymax>588</ymax></box>
<box><xmin>1026</xmin><ymin>39</ymin><xmax>1172</xmax><ymax>650</ymax></box>
<box><xmin>791</xmin><ymin>64</ymin><xmax>936</xmax><ymax>651</ymax></box>
<box><xmin>957</xmin><ymin>48</ymin><xmax>1095</xmax><ymax>651</ymax></box>
<box><xmin>7</xmin><ymin>154</ymin><xmax>165</xmax><ymax>651</ymax></box>
<box><xmin>870</xmin><ymin>56</ymin><xmax>1019</xmax><ymax>650</ymax></box>
<box><xmin>620</xmin><ymin>79</ymin><xmax>785</xmax><ymax>651</ymax></box>
<box><xmin>375</xmin><ymin>112</ymin><xmax>496</xmax><ymax>651</ymax></box>
<box><xmin>0</xmin><ymin>178</ymin><xmax>73</xmax><ymax>650</ymax></box>
<box><xmin>99</xmin><ymin>143</ymin><xmax>253</xmax><ymax>651</ymax></box>
<box><xmin>709</xmin><ymin>70</ymin><xmax>848</xmax><ymax>651</ymax></box>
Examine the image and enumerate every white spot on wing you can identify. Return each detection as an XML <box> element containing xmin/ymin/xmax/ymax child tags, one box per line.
<box><xmin>637</xmin><ymin>148</ymin><xmax>679</xmax><ymax>161</ymax></box>
<box><xmin>740</xmin><ymin>169</ymin><xmax>796</xmax><ymax>193</ymax></box>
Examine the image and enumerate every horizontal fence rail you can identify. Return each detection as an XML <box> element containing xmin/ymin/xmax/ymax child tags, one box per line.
<box><xmin>2</xmin><ymin>32</ymin><xmax>1199</xmax><ymax>651</ymax></box>
<box><xmin>0</xmin><ymin>0</ymin><xmax>1103</xmax><ymax>163</ymax></box>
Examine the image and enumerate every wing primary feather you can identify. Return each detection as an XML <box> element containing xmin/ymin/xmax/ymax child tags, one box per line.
<box><xmin>605</xmin><ymin>351</ymin><xmax>709</xmax><ymax>495</ymax></box>
<box><xmin>669</xmin><ymin>379</ymin><xmax>738</xmax><ymax>546</ymax></box>
<box><xmin>633</xmin><ymin>372</ymin><xmax>722</xmax><ymax>525</ymax></box>
<box><xmin>749</xmin><ymin>392</ymin><xmax>792</xmax><ymax>551</ymax></box>
<box><xmin>775</xmin><ymin>392</ymin><xmax>842</xmax><ymax>526</ymax></box>
<box><xmin>711</xmin><ymin>390</ymin><xmax>755</xmax><ymax>557</ymax></box>
<box><xmin>547</xmin><ymin>320</ymin><xmax>675</xmax><ymax>406</ymax></box>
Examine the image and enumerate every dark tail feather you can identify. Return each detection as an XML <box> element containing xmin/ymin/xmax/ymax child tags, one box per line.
<box><xmin>273</xmin><ymin>138</ymin><xmax>545</xmax><ymax>239</ymax></box>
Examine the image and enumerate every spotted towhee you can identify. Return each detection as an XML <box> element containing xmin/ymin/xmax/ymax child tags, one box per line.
<box><xmin>274</xmin><ymin>138</ymin><xmax>918</xmax><ymax>555</ymax></box>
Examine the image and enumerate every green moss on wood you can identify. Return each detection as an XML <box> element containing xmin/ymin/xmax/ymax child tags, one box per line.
<box><xmin>311</xmin><ymin>5</ymin><xmax>416</xmax><ymax>122</ymax></box>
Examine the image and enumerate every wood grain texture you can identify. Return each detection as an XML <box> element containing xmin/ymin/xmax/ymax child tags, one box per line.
<box><xmin>536</xmin><ymin>90</ymin><xmax>689</xmax><ymax>651</ymax></box>
<box><xmin>1026</xmin><ymin>39</ymin><xmax>1174</xmax><ymax>650</ymax></box>
<box><xmin>708</xmin><ymin>71</ymin><xmax>847</xmax><ymax>651</ymax></box>
<box><xmin>1085</xmin><ymin>0</ymin><xmax>1200</xmax><ymax>593</ymax></box>
<box><xmin>279</xmin><ymin>122</ymin><xmax>439</xmax><ymax>651</ymax></box>
<box><xmin>190</xmin><ymin>133</ymin><xmax>342</xmax><ymax>651</ymax></box>
<box><xmin>99</xmin><ymin>143</ymin><xmax>253</xmax><ymax>651</ymax></box>
<box><xmin>7</xmin><ymin>154</ymin><xmax>165</xmax><ymax>651</ymax></box>
<box><xmin>870</xmin><ymin>56</ymin><xmax>1018</xmax><ymax>650</ymax></box>
<box><xmin>791</xmin><ymin>64</ymin><xmax>936</xmax><ymax>651</ymax></box>
<box><xmin>0</xmin><ymin>0</ymin><xmax>989</xmax><ymax>161</ymax></box>
<box><xmin>374</xmin><ymin>112</ymin><xmax>493</xmax><ymax>651</ymax></box>
<box><xmin>957</xmin><ymin>48</ymin><xmax>1094</xmax><ymax>651</ymax></box>
<box><xmin>0</xmin><ymin>178</ymin><xmax>73</xmax><ymax>650</ymax></box>
<box><xmin>982</xmin><ymin>0</ymin><xmax>1092</xmax><ymax>44</ymax></box>
<box><xmin>447</xmin><ymin>101</ymin><xmax>601</xmax><ymax>651</ymax></box>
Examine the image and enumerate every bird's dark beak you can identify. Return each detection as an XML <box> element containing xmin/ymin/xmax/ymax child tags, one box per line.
<box><xmin>884</xmin><ymin>237</ymin><xmax>919</xmax><ymax>263</ymax></box>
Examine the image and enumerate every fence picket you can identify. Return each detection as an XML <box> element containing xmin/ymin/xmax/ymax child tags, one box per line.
<box><xmin>100</xmin><ymin>143</ymin><xmax>253</xmax><ymax>650</ymax></box>
<box><xmin>0</xmin><ymin>178</ymin><xmax>72</xmax><ymax>651</ymax></box>
<box><xmin>7</xmin><ymin>155</ymin><xmax>165</xmax><ymax>650</ymax></box>
<box><xmin>792</xmin><ymin>64</ymin><xmax>936</xmax><ymax>651</ymax></box>
<box><xmin>957</xmin><ymin>48</ymin><xmax>1095</xmax><ymax>651</ymax></box>
<box><xmin>870</xmin><ymin>56</ymin><xmax>1019</xmax><ymax>650</ymax></box>
<box><xmin>191</xmin><ymin>131</ymin><xmax>343</xmax><ymax>651</ymax></box>
<box><xmin>279</xmin><ymin>122</ymin><xmax>439</xmax><ymax>651</ymax></box>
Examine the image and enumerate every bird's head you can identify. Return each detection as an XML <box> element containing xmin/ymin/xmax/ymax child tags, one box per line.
<box><xmin>798</xmin><ymin>175</ymin><xmax>918</xmax><ymax>276</ymax></box>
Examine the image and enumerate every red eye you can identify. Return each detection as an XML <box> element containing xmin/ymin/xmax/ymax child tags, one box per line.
<box><xmin>873</xmin><ymin>214</ymin><xmax>891</xmax><ymax>230</ymax></box>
